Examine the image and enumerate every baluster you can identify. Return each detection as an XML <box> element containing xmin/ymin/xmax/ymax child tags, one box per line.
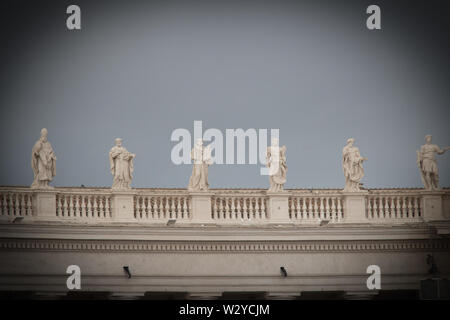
<box><xmin>236</xmin><ymin>198</ymin><xmax>241</xmax><ymax>219</ymax></box>
<box><xmin>241</xmin><ymin>197</ymin><xmax>247</xmax><ymax>219</ymax></box>
<box><xmin>372</xmin><ymin>197</ymin><xmax>378</xmax><ymax>219</ymax></box>
<box><xmin>183</xmin><ymin>197</ymin><xmax>189</xmax><ymax>219</ymax></box>
<box><xmin>298</xmin><ymin>198</ymin><xmax>303</xmax><ymax>219</ymax></box>
<box><xmin>289</xmin><ymin>197</ymin><xmax>294</xmax><ymax>219</ymax></box>
<box><xmin>407</xmin><ymin>196</ymin><xmax>413</xmax><ymax>218</ymax></box>
<box><xmin>229</xmin><ymin>198</ymin><xmax>234</xmax><ymax>219</ymax></box>
<box><xmin>220</xmin><ymin>198</ymin><xmax>226</xmax><ymax>219</ymax></box>
<box><xmin>70</xmin><ymin>195</ymin><xmax>75</xmax><ymax>217</ymax></box>
<box><xmin>19</xmin><ymin>194</ymin><xmax>26</xmax><ymax>216</ymax></box>
<box><xmin>336</xmin><ymin>197</ymin><xmax>342</xmax><ymax>221</ymax></box>
<box><xmin>403</xmin><ymin>196</ymin><xmax>409</xmax><ymax>219</ymax></box>
<box><xmin>367</xmin><ymin>197</ymin><xmax>373</xmax><ymax>219</ymax></box>
<box><xmin>98</xmin><ymin>196</ymin><xmax>103</xmax><ymax>218</ymax></box>
<box><xmin>138</xmin><ymin>196</ymin><xmax>144</xmax><ymax>218</ymax></box>
<box><xmin>21</xmin><ymin>194</ymin><xmax>26</xmax><ymax>216</ymax></box>
<box><xmin>263</xmin><ymin>198</ymin><xmax>268</xmax><ymax>219</ymax></box>
<box><xmin>171</xmin><ymin>197</ymin><xmax>177</xmax><ymax>219</ymax></box>
<box><xmin>413</xmin><ymin>197</ymin><xmax>420</xmax><ymax>217</ymax></box>
<box><xmin>57</xmin><ymin>195</ymin><xmax>62</xmax><ymax>217</ymax></box>
<box><xmin>83</xmin><ymin>196</ymin><xmax>88</xmax><ymax>217</ymax></box>
<box><xmin>149</xmin><ymin>197</ymin><xmax>154</xmax><ymax>218</ymax></box>
<box><xmin>293</xmin><ymin>197</ymin><xmax>298</xmax><ymax>219</ymax></box>
<box><xmin>97</xmin><ymin>196</ymin><xmax>102</xmax><ymax>218</ymax></box>
<box><xmin>14</xmin><ymin>194</ymin><xmax>20</xmax><ymax>216</ymax></box>
<box><xmin>69</xmin><ymin>195</ymin><xmax>77</xmax><ymax>217</ymax></box>
<box><xmin>88</xmin><ymin>196</ymin><xmax>93</xmax><ymax>217</ymax></box>
<box><xmin>303</xmin><ymin>198</ymin><xmax>308</xmax><ymax>219</ymax></box>
<box><xmin>212</xmin><ymin>198</ymin><xmax>217</xmax><ymax>219</ymax></box>
<box><xmin>251</xmin><ymin>198</ymin><xmax>256</xmax><ymax>219</ymax></box>
<box><xmin>324</xmin><ymin>197</ymin><xmax>330</xmax><ymax>220</ymax></box>
<box><xmin>317</xmin><ymin>197</ymin><xmax>321</xmax><ymax>220</ymax></box>
<box><xmin>157</xmin><ymin>197</ymin><xmax>162</xmax><ymax>219</ymax></box>
<box><xmin>143</xmin><ymin>197</ymin><xmax>148</xmax><ymax>219</ymax></box>
<box><xmin>0</xmin><ymin>194</ymin><xmax>4</xmax><ymax>216</ymax></box>
<box><xmin>418</xmin><ymin>197</ymin><xmax>422</xmax><ymax>217</ymax></box>
<box><xmin>391</xmin><ymin>197</ymin><xmax>396</xmax><ymax>219</ymax></box>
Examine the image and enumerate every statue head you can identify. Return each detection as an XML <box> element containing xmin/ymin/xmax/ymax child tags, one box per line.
<box><xmin>425</xmin><ymin>134</ymin><xmax>432</xmax><ymax>144</ymax></box>
<box><xmin>40</xmin><ymin>128</ymin><xmax>48</xmax><ymax>142</ymax></box>
<box><xmin>115</xmin><ymin>138</ymin><xmax>123</xmax><ymax>147</ymax></box>
<box><xmin>271</xmin><ymin>138</ymin><xmax>279</xmax><ymax>147</ymax></box>
<box><xmin>347</xmin><ymin>138</ymin><xmax>355</xmax><ymax>146</ymax></box>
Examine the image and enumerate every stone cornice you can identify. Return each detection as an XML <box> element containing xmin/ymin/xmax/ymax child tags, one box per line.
<box><xmin>0</xmin><ymin>238</ymin><xmax>448</xmax><ymax>253</ymax></box>
<box><xmin>0</xmin><ymin>222</ymin><xmax>447</xmax><ymax>242</ymax></box>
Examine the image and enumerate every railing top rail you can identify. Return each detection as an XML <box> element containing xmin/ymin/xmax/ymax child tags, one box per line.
<box><xmin>0</xmin><ymin>186</ymin><xmax>449</xmax><ymax>196</ymax></box>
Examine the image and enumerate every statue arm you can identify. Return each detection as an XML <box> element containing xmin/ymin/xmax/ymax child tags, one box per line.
<box><xmin>437</xmin><ymin>146</ymin><xmax>450</xmax><ymax>154</ymax></box>
<box><xmin>266</xmin><ymin>148</ymin><xmax>271</xmax><ymax>167</ymax></box>
<box><xmin>109</xmin><ymin>151</ymin><xmax>115</xmax><ymax>174</ymax></box>
<box><xmin>31</xmin><ymin>141</ymin><xmax>42</xmax><ymax>175</ymax></box>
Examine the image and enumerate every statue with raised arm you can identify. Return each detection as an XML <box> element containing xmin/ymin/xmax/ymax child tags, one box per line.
<box><xmin>266</xmin><ymin>138</ymin><xmax>287</xmax><ymax>192</ymax></box>
<box><xmin>342</xmin><ymin>138</ymin><xmax>367</xmax><ymax>192</ymax></box>
<box><xmin>109</xmin><ymin>138</ymin><xmax>135</xmax><ymax>190</ymax></box>
<box><xmin>417</xmin><ymin>135</ymin><xmax>450</xmax><ymax>190</ymax></box>
<box><xmin>31</xmin><ymin>128</ymin><xmax>57</xmax><ymax>189</ymax></box>
<box><xmin>188</xmin><ymin>139</ymin><xmax>212</xmax><ymax>191</ymax></box>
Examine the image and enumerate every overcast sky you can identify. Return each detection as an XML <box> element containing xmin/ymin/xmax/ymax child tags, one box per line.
<box><xmin>0</xmin><ymin>0</ymin><xmax>449</xmax><ymax>189</ymax></box>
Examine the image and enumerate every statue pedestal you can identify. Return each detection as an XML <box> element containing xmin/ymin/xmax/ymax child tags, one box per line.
<box><xmin>189</xmin><ymin>192</ymin><xmax>213</xmax><ymax>224</ymax></box>
<box><xmin>33</xmin><ymin>190</ymin><xmax>57</xmax><ymax>219</ymax></box>
<box><xmin>342</xmin><ymin>191</ymin><xmax>368</xmax><ymax>223</ymax></box>
<box><xmin>422</xmin><ymin>191</ymin><xmax>445</xmax><ymax>221</ymax></box>
<box><xmin>111</xmin><ymin>190</ymin><xmax>136</xmax><ymax>222</ymax></box>
<box><xmin>267</xmin><ymin>192</ymin><xmax>290</xmax><ymax>224</ymax></box>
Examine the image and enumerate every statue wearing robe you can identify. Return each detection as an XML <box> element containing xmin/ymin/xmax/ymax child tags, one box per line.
<box><xmin>342</xmin><ymin>138</ymin><xmax>367</xmax><ymax>192</ymax></box>
<box><xmin>267</xmin><ymin>139</ymin><xmax>287</xmax><ymax>192</ymax></box>
<box><xmin>109</xmin><ymin>139</ymin><xmax>135</xmax><ymax>190</ymax></box>
<box><xmin>188</xmin><ymin>140</ymin><xmax>212</xmax><ymax>191</ymax></box>
<box><xmin>31</xmin><ymin>128</ymin><xmax>56</xmax><ymax>189</ymax></box>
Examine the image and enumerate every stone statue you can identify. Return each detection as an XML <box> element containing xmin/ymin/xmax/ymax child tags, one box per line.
<box><xmin>417</xmin><ymin>134</ymin><xmax>450</xmax><ymax>190</ymax></box>
<box><xmin>31</xmin><ymin>128</ymin><xmax>57</xmax><ymax>189</ymax></box>
<box><xmin>109</xmin><ymin>138</ymin><xmax>135</xmax><ymax>190</ymax></box>
<box><xmin>342</xmin><ymin>138</ymin><xmax>367</xmax><ymax>192</ymax></box>
<box><xmin>188</xmin><ymin>139</ymin><xmax>212</xmax><ymax>191</ymax></box>
<box><xmin>266</xmin><ymin>138</ymin><xmax>287</xmax><ymax>192</ymax></box>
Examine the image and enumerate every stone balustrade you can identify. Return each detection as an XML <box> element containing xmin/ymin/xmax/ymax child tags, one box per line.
<box><xmin>289</xmin><ymin>192</ymin><xmax>344</xmax><ymax>222</ymax></box>
<box><xmin>0</xmin><ymin>189</ymin><xmax>34</xmax><ymax>217</ymax></box>
<box><xmin>56</xmin><ymin>191</ymin><xmax>113</xmax><ymax>219</ymax></box>
<box><xmin>134</xmin><ymin>192</ymin><xmax>191</xmax><ymax>221</ymax></box>
<box><xmin>0</xmin><ymin>186</ymin><xmax>448</xmax><ymax>224</ymax></box>
<box><xmin>211</xmin><ymin>192</ymin><xmax>268</xmax><ymax>222</ymax></box>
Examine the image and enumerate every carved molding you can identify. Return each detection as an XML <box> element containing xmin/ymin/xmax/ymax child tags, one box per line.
<box><xmin>0</xmin><ymin>239</ymin><xmax>448</xmax><ymax>253</ymax></box>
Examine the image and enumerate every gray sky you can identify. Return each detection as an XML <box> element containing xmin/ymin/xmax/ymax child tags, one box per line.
<box><xmin>1</xmin><ymin>0</ymin><xmax>449</xmax><ymax>189</ymax></box>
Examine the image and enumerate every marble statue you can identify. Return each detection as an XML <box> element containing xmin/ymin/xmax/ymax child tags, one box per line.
<box><xmin>417</xmin><ymin>135</ymin><xmax>450</xmax><ymax>190</ymax></box>
<box><xmin>188</xmin><ymin>139</ymin><xmax>212</xmax><ymax>191</ymax></box>
<box><xmin>31</xmin><ymin>128</ymin><xmax>57</xmax><ymax>189</ymax></box>
<box><xmin>109</xmin><ymin>138</ymin><xmax>135</xmax><ymax>190</ymax></box>
<box><xmin>342</xmin><ymin>138</ymin><xmax>367</xmax><ymax>192</ymax></box>
<box><xmin>266</xmin><ymin>138</ymin><xmax>287</xmax><ymax>192</ymax></box>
